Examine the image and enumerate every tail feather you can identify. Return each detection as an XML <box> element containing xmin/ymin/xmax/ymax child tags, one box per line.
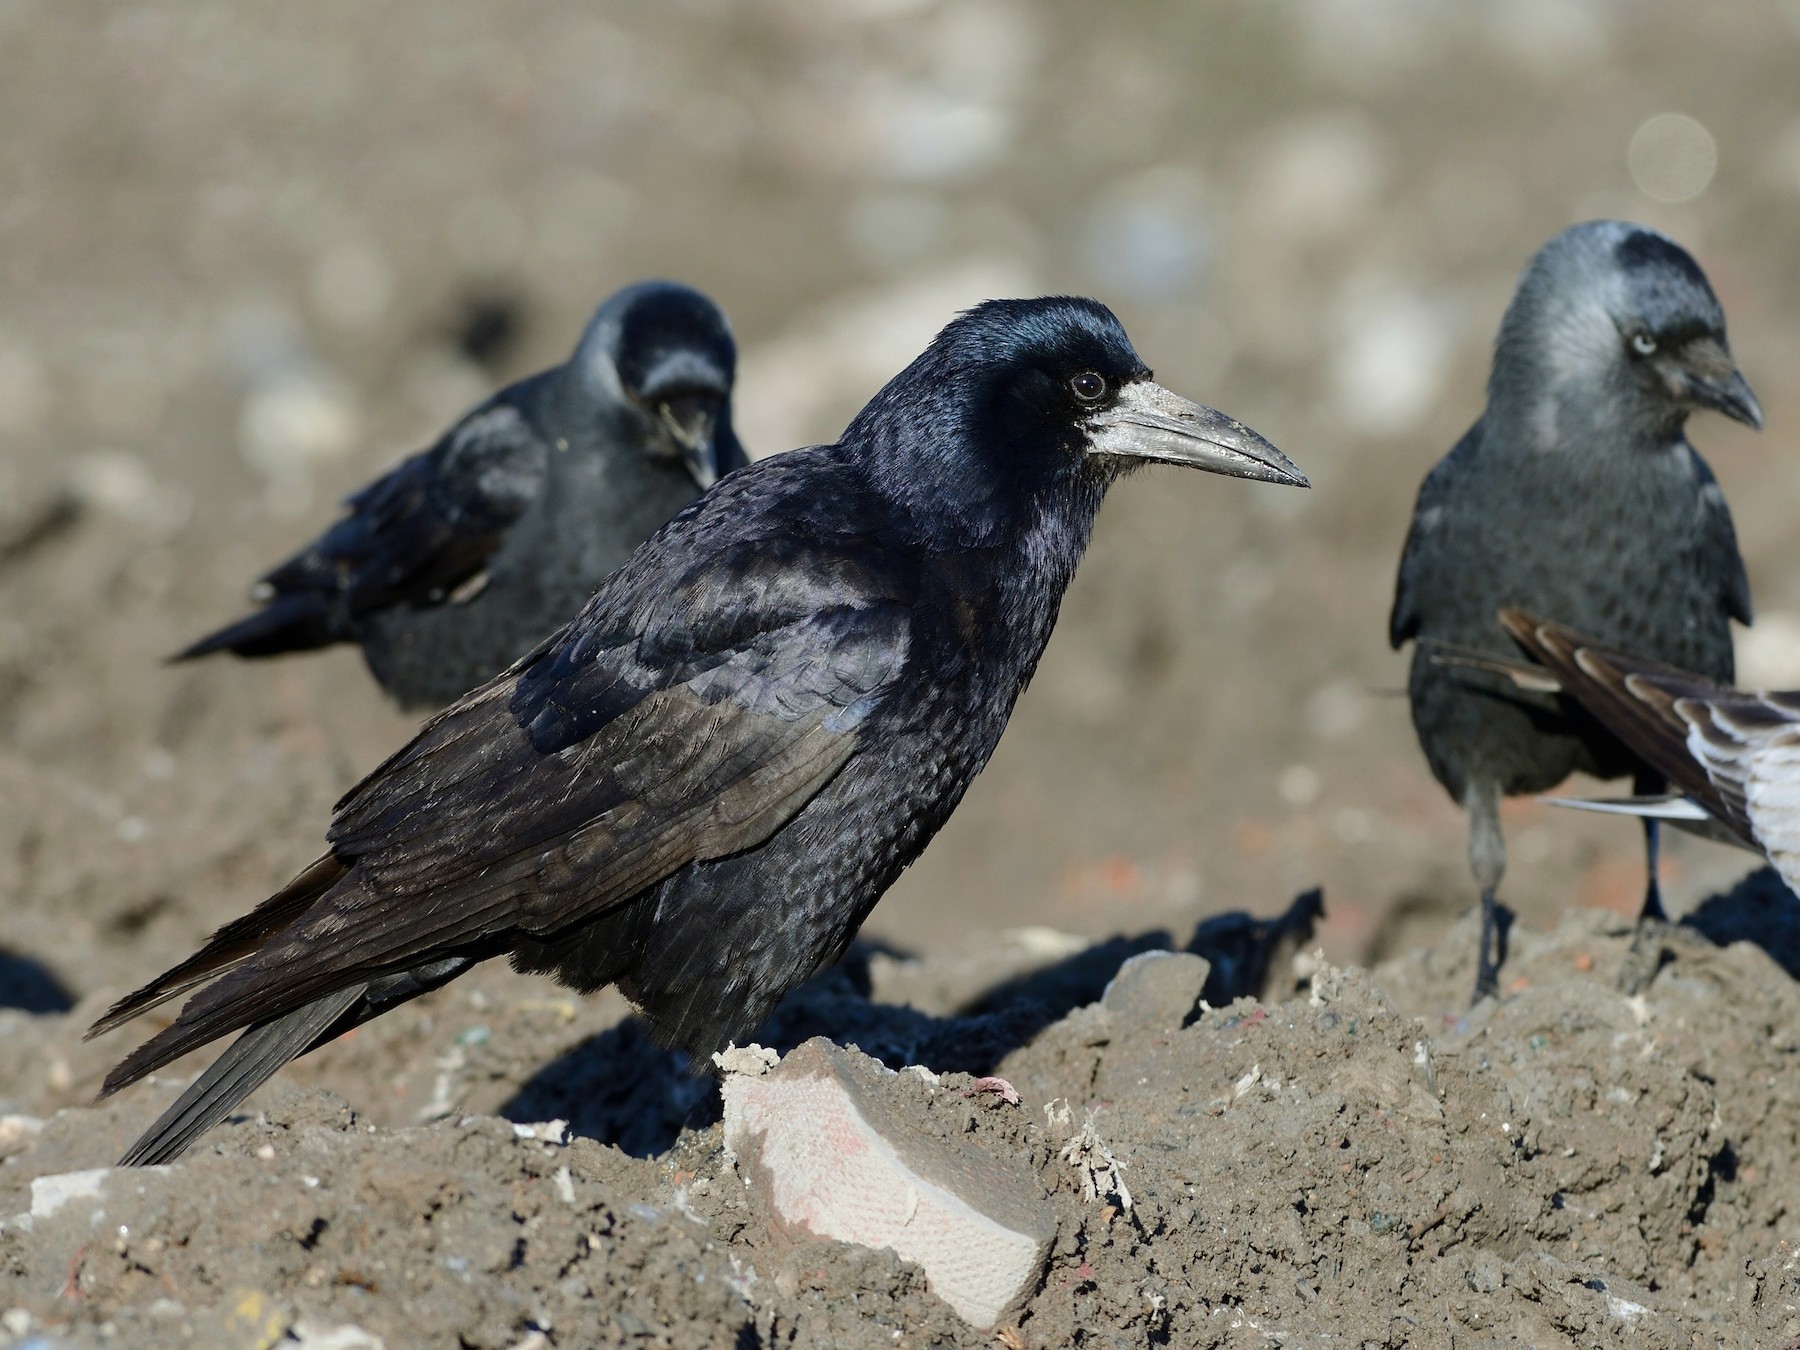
<box><xmin>114</xmin><ymin>956</ymin><xmax>478</xmax><ymax>1165</ymax></box>
<box><xmin>172</xmin><ymin>591</ymin><xmax>345</xmax><ymax>662</ymax></box>
<box><xmin>117</xmin><ymin>986</ymin><xmax>366</xmax><ymax>1166</ymax></box>
<box><xmin>88</xmin><ymin>854</ymin><xmax>349</xmax><ymax>1041</ymax></box>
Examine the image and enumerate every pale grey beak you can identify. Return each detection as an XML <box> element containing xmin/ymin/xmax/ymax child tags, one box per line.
<box><xmin>658</xmin><ymin>396</ymin><xmax>723</xmax><ymax>490</ymax></box>
<box><xmin>1681</xmin><ymin>341</ymin><xmax>1763</xmax><ymax>431</ymax></box>
<box><xmin>1085</xmin><ymin>381</ymin><xmax>1308</xmax><ymax>488</ymax></box>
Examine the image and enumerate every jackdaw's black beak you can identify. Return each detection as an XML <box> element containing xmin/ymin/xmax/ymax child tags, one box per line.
<box><xmin>1678</xmin><ymin>337</ymin><xmax>1763</xmax><ymax>430</ymax></box>
<box><xmin>1085</xmin><ymin>381</ymin><xmax>1309</xmax><ymax>488</ymax></box>
<box><xmin>659</xmin><ymin>394</ymin><xmax>726</xmax><ymax>489</ymax></box>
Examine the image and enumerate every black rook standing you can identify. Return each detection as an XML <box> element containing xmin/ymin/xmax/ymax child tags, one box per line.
<box><xmin>98</xmin><ymin>296</ymin><xmax>1307</xmax><ymax>1163</ymax></box>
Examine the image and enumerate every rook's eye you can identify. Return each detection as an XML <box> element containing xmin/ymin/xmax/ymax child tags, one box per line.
<box><xmin>1070</xmin><ymin>371</ymin><xmax>1107</xmax><ymax>401</ymax></box>
<box><xmin>1629</xmin><ymin>332</ymin><xmax>1658</xmax><ymax>357</ymax></box>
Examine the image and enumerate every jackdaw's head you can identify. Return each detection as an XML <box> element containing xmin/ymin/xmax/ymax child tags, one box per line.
<box><xmin>572</xmin><ymin>281</ymin><xmax>747</xmax><ymax>489</ymax></box>
<box><xmin>1492</xmin><ymin>221</ymin><xmax>1761</xmax><ymax>446</ymax></box>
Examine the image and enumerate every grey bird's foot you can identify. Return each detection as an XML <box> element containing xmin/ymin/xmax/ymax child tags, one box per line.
<box><xmin>1472</xmin><ymin>888</ymin><xmax>1511</xmax><ymax>1005</ymax></box>
<box><xmin>1616</xmin><ymin>917</ymin><xmax>1669</xmax><ymax>996</ymax></box>
<box><xmin>1617</xmin><ymin>812</ymin><xmax>1671</xmax><ymax>995</ymax></box>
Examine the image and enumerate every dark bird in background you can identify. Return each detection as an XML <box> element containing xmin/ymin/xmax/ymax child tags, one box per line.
<box><xmin>1498</xmin><ymin>610</ymin><xmax>1793</xmax><ymax>882</ymax></box>
<box><xmin>1389</xmin><ymin>221</ymin><xmax>1762</xmax><ymax>1002</ymax></box>
<box><xmin>177</xmin><ymin>280</ymin><xmax>749</xmax><ymax>710</ymax></box>
<box><xmin>94</xmin><ymin>296</ymin><xmax>1308</xmax><ymax>1164</ymax></box>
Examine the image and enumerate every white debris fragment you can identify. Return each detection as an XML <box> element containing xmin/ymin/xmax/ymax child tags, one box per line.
<box><xmin>512</xmin><ymin>1120</ymin><xmax>569</xmax><ymax>1145</ymax></box>
<box><xmin>1060</xmin><ymin>1113</ymin><xmax>1132</xmax><ymax>1214</ymax></box>
<box><xmin>712</xmin><ymin>1043</ymin><xmax>781</xmax><ymax>1077</ymax></box>
<box><xmin>0</xmin><ymin>1115</ymin><xmax>45</xmax><ymax>1155</ymax></box>
<box><xmin>291</xmin><ymin>1318</ymin><xmax>388</xmax><ymax>1350</ymax></box>
<box><xmin>31</xmin><ymin>1169</ymin><xmax>112</xmax><ymax>1219</ymax></box>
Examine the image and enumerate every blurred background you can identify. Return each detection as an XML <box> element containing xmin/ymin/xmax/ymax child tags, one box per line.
<box><xmin>4</xmin><ymin>0</ymin><xmax>1800</xmax><ymax>1010</ymax></box>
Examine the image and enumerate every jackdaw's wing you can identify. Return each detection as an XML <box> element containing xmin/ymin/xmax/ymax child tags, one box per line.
<box><xmin>1389</xmin><ymin>428</ymin><xmax>1476</xmax><ymax>649</ymax></box>
<box><xmin>175</xmin><ymin>403</ymin><xmax>548</xmax><ymax>658</ymax></box>
<box><xmin>1689</xmin><ymin>451</ymin><xmax>1753</xmax><ymax>628</ymax></box>
<box><xmin>102</xmin><ymin>481</ymin><xmax>913</xmax><ymax>1090</ymax></box>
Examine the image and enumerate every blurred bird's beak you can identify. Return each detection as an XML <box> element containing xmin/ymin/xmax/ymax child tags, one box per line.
<box><xmin>1673</xmin><ymin>337</ymin><xmax>1763</xmax><ymax>430</ymax></box>
<box><xmin>659</xmin><ymin>395</ymin><xmax>725</xmax><ymax>489</ymax></box>
<box><xmin>1085</xmin><ymin>381</ymin><xmax>1309</xmax><ymax>487</ymax></box>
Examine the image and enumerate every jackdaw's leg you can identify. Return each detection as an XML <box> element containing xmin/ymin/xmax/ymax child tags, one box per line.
<box><xmin>1618</xmin><ymin>771</ymin><xmax>1671</xmax><ymax>995</ymax></box>
<box><xmin>1467</xmin><ymin>778</ymin><xmax>1510</xmax><ymax>1004</ymax></box>
<box><xmin>1635</xmin><ymin>770</ymin><xmax>1668</xmax><ymax>923</ymax></box>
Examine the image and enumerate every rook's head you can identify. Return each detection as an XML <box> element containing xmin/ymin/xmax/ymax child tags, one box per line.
<box><xmin>1493</xmin><ymin>222</ymin><xmax>1761</xmax><ymax>443</ymax></box>
<box><xmin>847</xmin><ymin>296</ymin><xmax>1304</xmax><ymax>534</ymax></box>
<box><xmin>572</xmin><ymin>281</ymin><xmax>746</xmax><ymax>488</ymax></box>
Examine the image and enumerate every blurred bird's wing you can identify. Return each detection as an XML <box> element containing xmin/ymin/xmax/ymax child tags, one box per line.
<box><xmin>99</xmin><ymin>478</ymin><xmax>913</xmax><ymax>1092</ymax></box>
<box><xmin>271</xmin><ymin>402</ymin><xmax>550</xmax><ymax>616</ymax></box>
<box><xmin>1389</xmin><ymin>426</ymin><xmax>1476</xmax><ymax>649</ymax></box>
<box><xmin>175</xmin><ymin>401</ymin><xmax>549</xmax><ymax>659</ymax></box>
<box><xmin>1689</xmin><ymin>451</ymin><xmax>1754</xmax><ymax>627</ymax></box>
<box><xmin>1677</xmin><ymin>691</ymin><xmax>1800</xmax><ymax>887</ymax></box>
<box><xmin>1498</xmin><ymin>610</ymin><xmax>1756</xmax><ymax>847</ymax></box>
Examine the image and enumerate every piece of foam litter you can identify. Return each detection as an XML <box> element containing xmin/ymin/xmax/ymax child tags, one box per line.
<box><xmin>721</xmin><ymin>1038</ymin><xmax>1055</xmax><ymax>1329</ymax></box>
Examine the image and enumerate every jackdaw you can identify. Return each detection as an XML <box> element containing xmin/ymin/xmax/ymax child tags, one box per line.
<box><xmin>177</xmin><ymin>280</ymin><xmax>749</xmax><ymax>709</ymax></box>
<box><xmin>1390</xmin><ymin>221</ymin><xmax>1761</xmax><ymax>1001</ymax></box>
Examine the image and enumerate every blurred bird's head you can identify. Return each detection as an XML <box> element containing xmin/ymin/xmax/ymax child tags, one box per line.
<box><xmin>1491</xmin><ymin>221</ymin><xmax>1761</xmax><ymax>447</ymax></box>
<box><xmin>844</xmin><ymin>296</ymin><xmax>1305</xmax><ymax>542</ymax></box>
<box><xmin>572</xmin><ymin>281</ymin><xmax>747</xmax><ymax>488</ymax></box>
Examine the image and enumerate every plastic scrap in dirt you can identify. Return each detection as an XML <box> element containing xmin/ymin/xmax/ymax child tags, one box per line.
<box><xmin>720</xmin><ymin>1037</ymin><xmax>1055</xmax><ymax>1330</ymax></box>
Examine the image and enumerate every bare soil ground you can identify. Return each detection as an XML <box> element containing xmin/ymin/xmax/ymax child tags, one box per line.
<box><xmin>7</xmin><ymin>889</ymin><xmax>1800</xmax><ymax>1347</ymax></box>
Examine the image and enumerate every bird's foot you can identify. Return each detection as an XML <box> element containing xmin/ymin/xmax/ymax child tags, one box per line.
<box><xmin>1470</xmin><ymin>889</ymin><xmax>1511</xmax><ymax>1007</ymax></box>
<box><xmin>1471</xmin><ymin>959</ymin><xmax>1500</xmax><ymax>1006</ymax></box>
<box><xmin>1616</xmin><ymin>917</ymin><xmax>1670</xmax><ymax>996</ymax></box>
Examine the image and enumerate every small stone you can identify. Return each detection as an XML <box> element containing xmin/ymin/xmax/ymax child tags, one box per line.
<box><xmin>1101</xmin><ymin>951</ymin><xmax>1211</xmax><ymax>1028</ymax></box>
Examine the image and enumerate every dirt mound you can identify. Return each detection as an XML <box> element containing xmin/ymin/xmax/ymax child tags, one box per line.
<box><xmin>6</xmin><ymin>887</ymin><xmax>1800</xmax><ymax>1346</ymax></box>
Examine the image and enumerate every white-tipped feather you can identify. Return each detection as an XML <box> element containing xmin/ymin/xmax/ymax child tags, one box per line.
<box><xmin>1540</xmin><ymin>793</ymin><xmax>1711</xmax><ymax>821</ymax></box>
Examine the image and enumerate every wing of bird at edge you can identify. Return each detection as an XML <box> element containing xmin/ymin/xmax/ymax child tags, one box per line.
<box><xmin>1497</xmin><ymin>609</ymin><xmax>1757</xmax><ymax>847</ymax></box>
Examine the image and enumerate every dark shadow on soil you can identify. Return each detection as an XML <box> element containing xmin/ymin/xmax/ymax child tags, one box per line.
<box><xmin>1683</xmin><ymin>865</ymin><xmax>1800</xmax><ymax>978</ymax></box>
<box><xmin>501</xmin><ymin>888</ymin><xmax>1326</xmax><ymax>1157</ymax></box>
<box><xmin>0</xmin><ymin>949</ymin><xmax>74</xmax><ymax>1013</ymax></box>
